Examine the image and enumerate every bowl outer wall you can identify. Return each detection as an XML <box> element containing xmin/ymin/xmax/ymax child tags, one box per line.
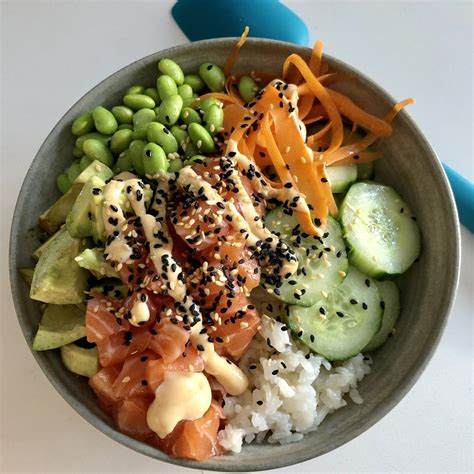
<box><xmin>9</xmin><ymin>38</ymin><xmax>460</xmax><ymax>472</ymax></box>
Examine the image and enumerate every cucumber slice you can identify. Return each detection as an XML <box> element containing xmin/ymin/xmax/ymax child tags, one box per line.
<box><xmin>340</xmin><ymin>182</ymin><xmax>421</xmax><ymax>278</ymax></box>
<box><xmin>61</xmin><ymin>343</ymin><xmax>99</xmax><ymax>377</ymax></box>
<box><xmin>357</xmin><ymin>161</ymin><xmax>375</xmax><ymax>180</ymax></box>
<box><xmin>364</xmin><ymin>281</ymin><xmax>400</xmax><ymax>352</ymax></box>
<box><xmin>32</xmin><ymin>304</ymin><xmax>86</xmax><ymax>350</ymax></box>
<box><xmin>263</xmin><ymin>208</ymin><xmax>348</xmax><ymax>307</ymax></box>
<box><xmin>326</xmin><ymin>165</ymin><xmax>357</xmax><ymax>193</ymax></box>
<box><xmin>288</xmin><ymin>266</ymin><xmax>382</xmax><ymax>360</ymax></box>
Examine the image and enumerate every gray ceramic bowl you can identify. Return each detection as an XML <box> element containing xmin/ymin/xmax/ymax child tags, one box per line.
<box><xmin>9</xmin><ymin>38</ymin><xmax>460</xmax><ymax>471</ymax></box>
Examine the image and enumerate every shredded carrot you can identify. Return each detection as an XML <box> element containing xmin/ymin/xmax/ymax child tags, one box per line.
<box><xmin>224</xmin><ymin>26</ymin><xmax>250</xmax><ymax>77</ymax></box>
<box><xmin>309</xmin><ymin>40</ymin><xmax>324</xmax><ymax>76</ymax></box>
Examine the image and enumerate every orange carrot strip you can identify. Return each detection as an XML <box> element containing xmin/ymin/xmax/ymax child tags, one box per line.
<box><xmin>223</xmin><ymin>26</ymin><xmax>249</xmax><ymax>76</ymax></box>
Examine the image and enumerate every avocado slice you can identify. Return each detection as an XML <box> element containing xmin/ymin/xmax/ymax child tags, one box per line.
<box><xmin>30</xmin><ymin>228</ymin><xmax>88</xmax><ymax>304</ymax></box>
<box><xmin>75</xmin><ymin>248</ymin><xmax>119</xmax><ymax>279</ymax></box>
<box><xmin>74</xmin><ymin>160</ymin><xmax>114</xmax><ymax>184</ymax></box>
<box><xmin>18</xmin><ymin>268</ymin><xmax>34</xmax><ymax>287</ymax></box>
<box><xmin>66</xmin><ymin>177</ymin><xmax>98</xmax><ymax>238</ymax></box>
<box><xmin>32</xmin><ymin>304</ymin><xmax>86</xmax><ymax>350</ymax></box>
<box><xmin>61</xmin><ymin>343</ymin><xmax>99</xmax><ymax>377</ymax></box>
<box><xmin>32</xmin><ymin>226</ymin><xmax>68</xmax><ymax>261</ymax></box>
<box><xmin>38</xmin><ymin>184</ymin><xmax>83</xmax><ymax>234</ymax></box>
<box><xmin>89</xmin><ymin>176</ymin><xmax>107</xmax><ymax>246</ymax></box>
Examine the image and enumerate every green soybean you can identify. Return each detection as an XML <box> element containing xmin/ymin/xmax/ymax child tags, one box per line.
<box><xmin>184</xmin><ymin>74</ymin><xmax>206</xmax><ymax>93</ymax></box>
<box><xmin>157</xmin><ymin>75</ymin><xmax>178</xmax><ymax>100</ymax></box>
<box><xmin>83</xmin><ymin>139</ymin><xmax>114</xmax><ymax>167</ymax></box>
<box><xmin>76</xmin><ymin>132</ymin><xmax>111</xmax><ymax>152</ymax></box>
<box><xmin>147</xmin><ymin>122</ymin><xmax>178</xmax><ymax>154</ymax></box>
<box><xmin>158</xmin><ymin>58</ymin><xmax>184</xmax><ymax>85</ymax></box>
<box><xmin>132</xmin><ymin>108</ymin><xmax>156</xmax><ymax>140</ymax></box>
<box><xmin>177</xmin><ymin>84</ymin><xmax>194</xmax><ymax>107</ymax></box>
<box><xmin>156</xmin><ymin>95</ymin><xmax>183</xmax><ymax>126</ymax></box>
<box><xmin>126</xmin><ymin>85</ymin><xmax>145</xmax><ymax>95</ymax></box>
<box><xmin>132</xmin><ymin>125</ymin><xmax>149</xmax><ymax>141</ymax></box>
<box><xmin>66</xmin><ymin>161</ymin><xmax>82</xmax><ymax>183</ymax></box>
<box><xmin>143</xmin><ymin>143</ymin><xmax>168</xmax><ymax>175</ymax></box>
<box><xmin>118</xmin><ymin>123</ymin><xmax>133</xmax><ymax>131</ymax></box>
<box><xmin>92</xmin><ymin>106</ymin><xmax>118</xmax><ymax>135</ymax></box>
<box><xmin>73</xmin><ymin>145</ymin><xmax>84</xmax><ymax>158</ymax></box>
<box><xmin>116</xmin><ymin>149</ymin><xmax>134</xmax><ymax>172</ymax></box>
<box><xmin>57</xmin><ymin>173</ymin><xmax>71</xmax><ymax>194</ymax></box>
<box><xmin>183</xmin><ymin>142</ymin><xmax>198</xmax><ymax>159</ymax></box>
<box><xmin>187</xmin><ymin>122</ymin><xmax>216</xmax><ymax>153</ymax></box>
<box><xmin>71</xmin><ymin>111</ymin><xmax>94</xmax><ymax>137</ymax></box>
<box><xmin>129</xmin><ymin>140</ymin><xmax>146</xmax><ymax>176</ymax></box>
<box><xmin>112</xmin><ymin>105</ymin><xmax>134</xmax><ymax>124</ymax></box>
<box><xmin>79</xmin><ymin>155</ymin><xmax>93</xmax><ymax>171</ymax></box>
<box><xmin>144</xmin><ymin>87</ymin><xmax>161</xmax><ymax>104</ymax></box>
<box><xmin>123</xmin><ymin>94</ymin><xmax>156</xmax><ymax>110</ymax></box>
<box><xmin>203</xmin><ymin>104</ymin><xmax>224</xmax><ymax>135</ymax></box>
<box><xmin>170</xmin><ymin>125</ymin><xmax>189</xmax><ymax>148</ymax></box>
<box><xmin>197</xmin><ymin>97</ymin><xmax>223</xmax><ymax>113</ymax></box>
<box><xmin>198</xmin><ymin>63</ymin><xmax>226</xmax><ymax>92</ymax></box>
<box><xmin>168</xmin><ymin>158</ymin><xmax>184</xmax><ymax>173</ymax></box>
<box><xmin>180</xmin><ymin>107</ymin><xmax>201</xmax><ymax>125</ymax></box>
<box><xmin>185</xmin><ymin>155</ymin><xmax>206</xmax><ymax>166</ymax></box>
<box><xmin>110</xmin><ymin>128</ymin><xmax>133</xmax><ymax>155</ymax></box>
<box><xmin>238</xmin><ymin>75</ymin><xmax>258</xmax><ymax>102</ymax></box>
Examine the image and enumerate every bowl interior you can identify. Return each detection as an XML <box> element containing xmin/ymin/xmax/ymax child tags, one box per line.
<box><xmin>9</xmin><ymin>38</ymin><xmax>459</xmax><ymax>471</ymax></box>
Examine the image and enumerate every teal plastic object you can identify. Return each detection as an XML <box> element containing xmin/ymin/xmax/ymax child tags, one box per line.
<box><xmin>171</xmin><ymin>0</ymin><xmax>309</xmax><ymax>46</ymax></box>
<box><xmin>172</xmin><ymin>0</ymin><xmax>472</xmax><ymax>232</ymax></box>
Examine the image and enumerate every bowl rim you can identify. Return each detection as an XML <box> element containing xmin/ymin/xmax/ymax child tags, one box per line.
<box><xmin>9</xmin><ymin>37</ymin><xmax>461</xmax><ymax>472</ymax></box>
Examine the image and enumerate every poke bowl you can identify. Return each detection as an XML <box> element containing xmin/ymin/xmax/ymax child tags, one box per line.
<box><xmin>9</xmin><ymin>37</ymin><xmax>460</xmax><ymax>471</ymax></box>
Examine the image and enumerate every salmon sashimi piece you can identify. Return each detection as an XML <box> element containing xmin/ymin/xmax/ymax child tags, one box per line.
<box><xmin>96</xmin><ymin>326</ymin><xmax>152</xmax><ymax>367</ymax></box>
<box><xmin>89</xmin><ymin>365</ymin><xmax>121</xmax><ymax>413</ymax></box>
<box><xmin>152</xmin><ymin>401</ymin><xmax>224</xmax><ymax>461</ymax></box>
<box><xmin>146</xmin><ymin>348</ymin><xmax>204</xmax><ymax>392</ymax></box>
<box><xmin>86</xmin><ymin>294</ymin><xmax>126</xmax><ymax>343</ymax></box>
<box><xmin>149</xmin><ymin>318</ymin><xmax>190</xmax><ymax>364</ymax></box>
<box><xmin>113</xmin><ymin>396</ymin><xmax>154</xmax><ymax>441</ymax></box>
<box><xmin>112</xmin><ymin>350</ymin><xmax>158</xmax><ymax>399</ymax></box>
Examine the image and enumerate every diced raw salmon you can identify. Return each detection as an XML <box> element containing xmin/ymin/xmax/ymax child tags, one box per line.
<box><xmin>89</xmin><ymin>365</ymin><xmax>121</xmax><ymax>413</ymax></box>
<box><xmin>86</xmin><ymin>294</ymin><xmax>126</xmax><ymax>344</ymax></box>
<box><xmin>149</xmin><ymin>318</ymin><xmax>190</xmax><ymax>364</ymax></box>
<box><xmin>113</xmin><ymin>396</ymin><xmax>154</xmax><ymax>441</ymax></box>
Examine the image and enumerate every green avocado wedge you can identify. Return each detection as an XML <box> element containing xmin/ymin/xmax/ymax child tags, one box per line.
<box><xmin>30</xmin><ymin>227</ymin><xmax>88</xmax><ymax>304</ymax></box>
<box><xmin>61</xmin><ymin>343</ymin><xmax>99</xmax><ymax>377</ymax></box>
<box><xmin>32</xmin><ymin>304</ymin><xmax>86</xmax><ymax>351</ymax></box>
<box><xmin>75</xmin><ymin>248</ymin><xmax>119</xmax><ymax>279</ymax></box>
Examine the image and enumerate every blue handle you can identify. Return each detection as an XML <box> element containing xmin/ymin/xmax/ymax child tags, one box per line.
<box><xmin>443</xmin><ymin>164</ymin><xmax>474</xmax><ymax>233</ymax></box>
<box><xmin>172</xmin><ymin>0</ymin><xmax>473</xmax><ymax>232</ymax></box>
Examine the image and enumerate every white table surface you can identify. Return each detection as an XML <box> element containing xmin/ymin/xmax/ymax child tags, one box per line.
<box><xmin>1</xmin><ymin>1</ymin><xmax>472</xmax><ymax>473</ymax></box>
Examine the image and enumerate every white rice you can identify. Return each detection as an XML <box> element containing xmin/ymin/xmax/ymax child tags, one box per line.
<box><xmin>218</xmin><ymin>315</ymin><xmax>372</xmax><ymax>453</ymax></box>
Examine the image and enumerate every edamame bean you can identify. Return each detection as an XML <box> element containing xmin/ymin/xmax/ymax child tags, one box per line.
<box><xmin>126</xmin><ymin>85</ymin><xmax>145</xmax><ymax>95</ymax></box>
<box><xmin>73</xmin><ymin>145</ymin><xmax>84</xmax><ymax>158</ymax></box>
<box><xmin>112</xmin><ymin>105</ymin><xmax>134</xmax><ymax>124</ymax></box>
<box><xmin>133</xmin><ymin>109</ymin><xmax>156</xmax><ymax>128</ymax></box>
<box><xmin>118</xmin><ymin>124</ymin><xmax>133</xmax><ymax>130</ymax></box>
<box><xmin>177</xmin><ymin>84</ymin><xmax>194</xmax><ymax>107</ymax></box>
<box><xmin>157</xmin><ymin>75</ymin><xmax>178</xmax><ymax>100</ymax></box>
<box><xmin>187</xmin><ymin>122</ymin><xmax>216</xmax><ymax>153</ymax></box>
<box><xmin>170</xmin><ymin>125</ymin><xmax>189</xmax><ymax>148</ymax></box>
<box><xmin>66</xmin><ymin>160</ymin><xmax>82</xmax><ymax>183</ymax></box>
<box><xmin>57</xmin><ymin>173</ymin><xmax>71</xmax><ymax>194</ymax></box>
<box><xmin>198</xmin><ymin>63</ymin><xmax>226</xmax><ymax>92</ymax></box>
<box><xmin>129</xmin><ymin>140</ymin><xmax>146</xmax><ymax>176</ymax></box>
<box><xmin>158</xmin><ymin>58</ymin><xmax>184</xmax><ymax>85</ymax></box>
<box><xmin>116</xmin><ymin>149</ymin><xmax>134</xmax><ymax>172</ymax></box>
<box><xmin>110</xmin><ymin>128</ymin><xmax>133</xmax><ymax>155</ymax></box>
<box><xmin>83</xmin><ymin>139</ymin><xmax>114</xmax><ymax>167</ymax></box>
<box><xmin>180</xmin><ymin>107</ymin><xmax>201</xmax><ymax>125</ymax></box>
<box><xmin>197</xmin><ymin>97</ymin><xmax>223</xmax><ymax>113</ymax></box>
<box><xmin>185</xmin><ymin>155</ymin><xmax>206</xmax><ymax>166</ymax></box>
<box><xmin>238</xmin><ymin>75</ymin><xmax>258</xmax><ymax>102</ymax></box>
<box><xmin>92</xmin><ymin>106</ymin><xmax>118</xmax><ymax>135</ymax></box>
<box><xmin>183</xmin><ymin>142</ymin><xmax>198</xmax><ymax>159</ymax></box>
<box><xmin>203</xmin><ymin>104</ymin><xmax>224</xmax><ymax>135</ymax></box>
<box><xmin>168</xmin><ymin>158</ymin><xmax>184</xmax><ymax>173</ymax></box>
<box><xmin>144</xmin><ymin>87</ymin><xmax>161</xmax><ymax>104</ymax></box>
<box><xmin>147</xmin><ymin>122</ymin><xmax>178</xmax><ymax>154</ymax></box>
<box><xmin>156</xmin><ymin>95</ymin><xmax>183</xmax><ymax>126</ymax></box>
<box><xmin>123</xmin><ymin>94</ymin><xmax>156</xmax><ymax>110</ymax></box>
<box><xmin>79</xmin><ymin>155</ymin><xmax>93</xmax><ymax>171</ymax></box>
<box><xmin>143</xmin><ymin>143</ymin><xmax>168</xmax><ymax>175</ymax></box>
<box><xmin>184</xmin><ymin>74</ymin><xmax>206</xmax><ymax>93</ymax></box>
<box><xmin>76</xmin><ymin>132</ymin><xmax>111</xmax><ymax>152</ymax></box>
<box><xmin>71</xmin><ymin>111</ymin><xmax>94</xmax><ymax>136</ymax></box>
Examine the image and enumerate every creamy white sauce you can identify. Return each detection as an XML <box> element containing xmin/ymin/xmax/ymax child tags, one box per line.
<box><xmin>146</xmin><ymin>371</ymin><xmax>211</xmax><ymax>438</ymax></box>
<box><xmin>129</xmin><ymin>296</ymin><xmax>150</xmax><ymax>326</ymax></box>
